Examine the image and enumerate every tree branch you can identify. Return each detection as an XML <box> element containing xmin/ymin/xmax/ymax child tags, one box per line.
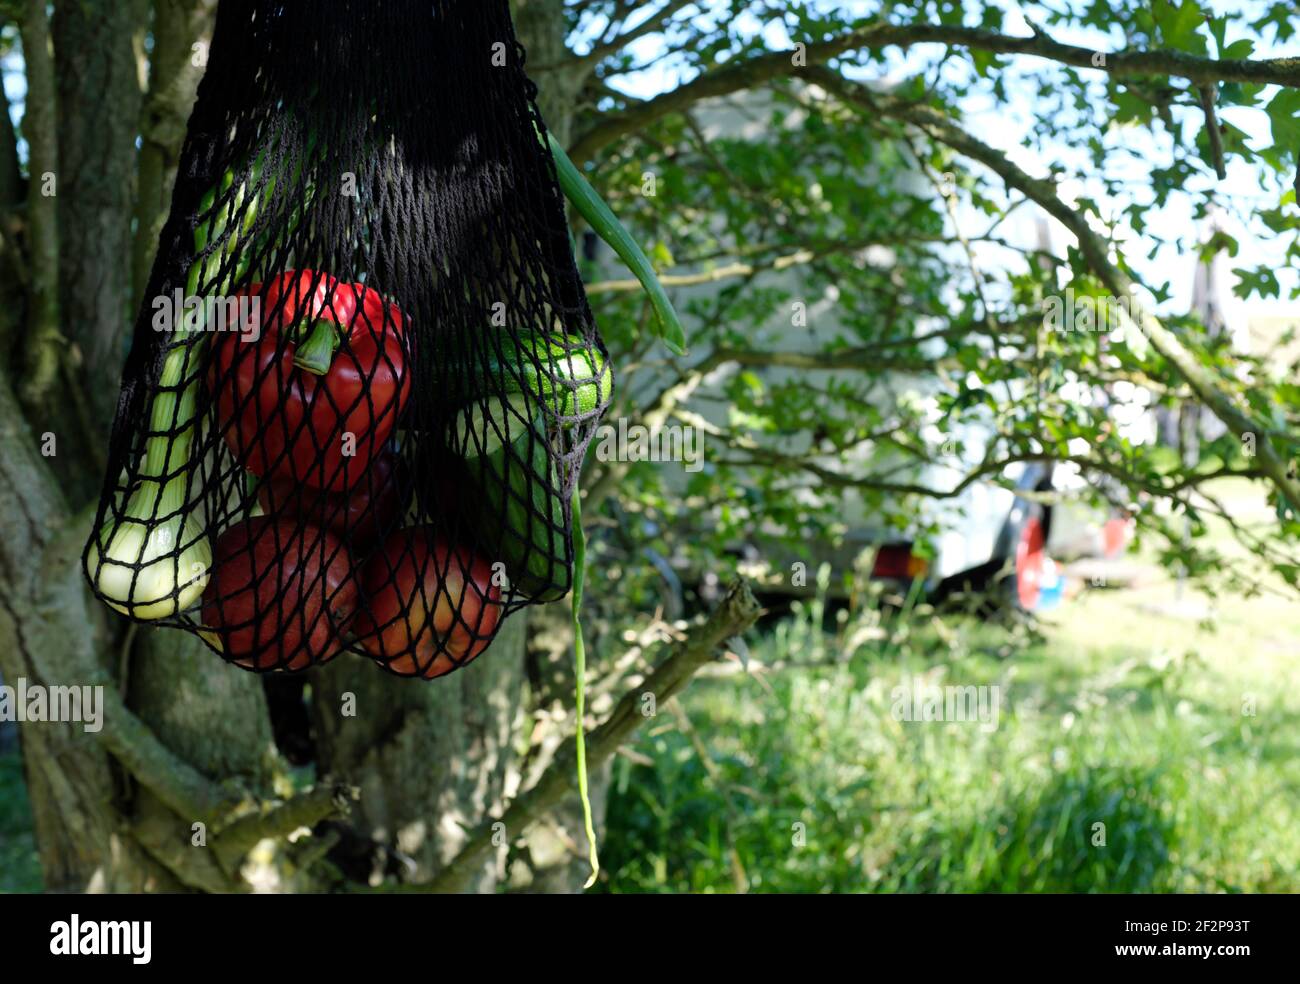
<box><xmin>710</xmin><ymin>343</ymin><xmax>952</xmax><ymax>375</ymax></box>
<box><xmin>96</xmin><ymin>687</ymin><xmax>245</xmax><ymax>822</ymax></box>
<box><xmin>584</xmin><ymin>234</ymin><xmax>999</xmax><ymax>294</ymax></box>
<box><xmin>810</xmin><ymin>69</ymin><xmax>1300</xmax><ymax>514</ymax></box>
<box><xmin>133</xmin><ymin>0</ymin><xmax>217</xmax><ymax>299</ymax></box>
<box><xmin>1197</xmin><ymin>84</ymin><xmax>1227</xmax><ymax>181</ymax></box>
<box><xmin>568</xmin><ymin>0</ymin><xmax>697</xmax><ymax>68</ymax></box>
<box><xmin>579</xmin><ymin>318</ymin><xmax>1000</xmax><ymax>513</ymax></box>
<box><xmin>669</xmin><ymin>399</ymin><xmax>1264</xmax><ymax>504</ymax></box>
<box><xmin>21</xmin><ymin>501</ymin><xmax>246</xmax><ymax>824</ymax></box>
<box><xmin>131</xmin><ymin>798</ymin><xmax>242</xmax><ymax>893</ymax></box>
<box><xmin>848</xmin><ymin>22</ymin><xmax>1300</xmax><ymax>86</ymax></box>
<box><xmin>412</xmin><ymin>579</ymin><xmax>763</xmax><ymax>893</ymax></box>
<box><xmin>569</xmin><ymin>19</ymin><xmax>1300</xmax><ymax>162</ymax></box>
<box><xmin>17</xmin><ymin>0</ymin><xmax>61</xmax><ymax>409</ymax></box>
<box><xmin>212</xmin><ymin>781</ymin><xmax>358</xmax><ymax>862</ymax></box>
<box><xmin>0</xmin><ymin>16</ymin><xmax>27</xmax><ymax>352</ymax></box>
<box><xmin>585</xmin><ymin>246</ymin><xmax>821</xmax><ymax>294</ymax></box>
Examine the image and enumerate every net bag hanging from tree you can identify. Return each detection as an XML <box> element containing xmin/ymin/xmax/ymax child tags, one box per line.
<box><xmin>82</xmin><ymin>0</ymin><xmax>613</xmax><ymax>679</ymax></box>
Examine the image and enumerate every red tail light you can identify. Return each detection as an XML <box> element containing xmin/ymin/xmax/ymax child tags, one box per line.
<box><xmin>871</xmin><ymin>544</ymin><xmax>928</xmax><ymax>579</ymax></box>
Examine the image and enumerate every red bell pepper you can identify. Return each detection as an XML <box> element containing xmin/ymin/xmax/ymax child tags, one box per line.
<box><xmin>201</xmin><ymin>516</ymin><xmax>357</xmax><ymax>671</ymax></box>
<box><xmin>211</xmin><ymin>270</ymin><xmax>411</xmax><ymax>492</ymax></box>
<box><xmin>354</xmin><ymin>527</ymin><xmax>503</xmax><ymax>678</ymax></box>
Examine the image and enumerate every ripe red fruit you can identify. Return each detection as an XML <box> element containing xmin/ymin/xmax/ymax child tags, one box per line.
<box><xmin>355</xmin><ymin>527</ymin><xmax>502</xmax><ymax>678</ymax></box>
<box><xmin>201</xmin><ymin>516</ymin><xmax>356</xmax><ymax>671</ymax></box>
<box><xmin>257</xmin><ymin>449</ymin><xmax>408</xmax><ymax>543</ymax></box>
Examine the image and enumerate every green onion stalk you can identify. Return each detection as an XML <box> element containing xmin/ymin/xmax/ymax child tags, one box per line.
<box><xmin>449</xmin><ymin>130</ymin><xmax>674</xmax><ymax>878</ymax></box>
<box><xmin>546</xmin><ymin>130</ymin><xmax>687</xmax><ymax>356</ymax></box>
<box><xmin>570</xmin><ymin>483</ymin><xmax>599</xmax><ymax>887</ymax></box>
<box><xmin>533</xmin><ymin>128</ymin><xmax>687</xmax><ymax>884</ymax></box>
<box><xmin>88</xmin><ymin>155</ymin><xmax>274</xmax><ymax>619</ymax></box>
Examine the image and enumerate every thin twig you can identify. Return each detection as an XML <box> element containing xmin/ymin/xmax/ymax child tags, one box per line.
<box><xmin>1197</xmin><ymin>85</ymin><xmax>1228</xmax><ymax>180</ymax></box>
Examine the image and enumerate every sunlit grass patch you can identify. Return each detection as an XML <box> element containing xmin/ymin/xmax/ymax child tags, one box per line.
<box><xmin>601</xmin><ymin>561</ymin><xmax>1300</xmax><ymax>893</ymax></box>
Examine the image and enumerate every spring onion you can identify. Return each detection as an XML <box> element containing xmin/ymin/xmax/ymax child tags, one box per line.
<box><xmin>570</xmin><ymin>483</ymin><xmax>599</xmax><ymax>888</ymax></box>
<box><xmin>88</xmin><ymin>156</ymin><xmax>273</xmax><ymax>619</ymax></box>
<box><xmin>86</xmin><ymin>330</ymin><xmax>211</xmax><ymax>618</ymax></box>
<box><xmin>547</xmin><ymin>131</ymin><xmax>687</xmax><ymax>356</ymax></box>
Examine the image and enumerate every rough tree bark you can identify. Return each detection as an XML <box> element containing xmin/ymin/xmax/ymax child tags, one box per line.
<box><xmin>53</xmin><ymin>0</ymin><xmax>150</xmax><ymax>430</ymax></box>
<box><xmin>0</xmin><ymin>376</ymin><xmax>144</xmax><ymax>892</ymax></box>
<box><xmin>309</xmin><ymin>618</ymin><xmax>527</xmax><ymax>889</ymax></box>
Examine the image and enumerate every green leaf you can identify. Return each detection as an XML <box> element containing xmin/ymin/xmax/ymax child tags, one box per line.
<box><xmin>1266</xmin><ymin>88</ymin><xmax>1300</xmax><ymax>157</ymax></box>
<box><xmin>738</xmin><ymin>370</ymin><xmax>764</xmax><ymax>396</ymax></box>
<box><xmin>1153</xmin><ymin>0</ymin><xmax>1207</xmax><ymax>53</ymax></box>
<box><xmin>971</xmin><ymin>48</ymin><xmax>1001</xmax><ymax>77</ymax></box>
<box><xmin>1222</xmin><ymin>38</ymin><xmax>1255</xmax><ymax>60</ymax></box>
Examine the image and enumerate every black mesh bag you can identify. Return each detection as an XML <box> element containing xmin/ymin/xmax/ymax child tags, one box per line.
<box><xmin>82</xmin><ymin>0</ymin><xmax>613</xmax><ymax>679</ymax></box>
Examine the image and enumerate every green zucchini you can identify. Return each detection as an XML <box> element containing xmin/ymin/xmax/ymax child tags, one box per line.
<box><xmin>473</xmin><ymin>332</ymin><xmax>613</xmax><ymax>419</ymax></box>
<box><xmin>457</xmin><ymin>396</ymin><xmax>570</xmax><ymax>601</ymax></box>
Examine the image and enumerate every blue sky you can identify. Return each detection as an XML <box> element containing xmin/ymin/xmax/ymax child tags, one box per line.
<box><xmin>588</xmin><ymin>1</ymin><xmax>1297</xmax><ymax>331</ymax></box>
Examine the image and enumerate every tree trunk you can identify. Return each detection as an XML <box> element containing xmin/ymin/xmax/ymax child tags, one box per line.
<box><xmin>17</xmin><ymin>0</ymin><xmax>62</xmax><ymax>415</ymax></box>
<box><xmin>0</xmin><ymin>376</ymin><xmax>146</xmax><ymax>892</ymax></box>
<box><xmin>53</xmin><ymin>0</ymin><xmax>149</xmax><ymax>429</ymax></box>
<box><xmin>309</xmin><ymin>616</ymin><xmax>528</xmax><ymax>888</ymax></box>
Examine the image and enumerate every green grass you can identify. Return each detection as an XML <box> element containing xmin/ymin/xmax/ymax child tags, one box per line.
<box><xmin>0</xmin><ymin>747</ymin><xmax>42</xmax><ymax>892</ymax></box>
<box><xmin>600</xmin><ymin>532</ymin><xmax>1300</xmax><ymax>893</ymax></box>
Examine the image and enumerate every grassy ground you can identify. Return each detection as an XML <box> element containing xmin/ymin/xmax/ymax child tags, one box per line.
<box><xmin>600</xmin><ymin>491</ymin><xmax>1300</xmax><ymax>893</ymax></box>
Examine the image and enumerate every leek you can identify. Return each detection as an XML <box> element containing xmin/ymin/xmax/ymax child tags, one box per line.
<box><xmin>86</xmin><ymin>326</ymin><xmax>211</xmax><ymax>618</ymax></box>
<box><xmin>88</xmin><ymin>156</ymin><xmax>273</xmax><ymax>619</ymax></box>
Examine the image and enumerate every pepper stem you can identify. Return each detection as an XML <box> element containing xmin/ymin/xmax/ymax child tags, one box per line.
<box><xmin>293</xmin><ymin>319</ymin><xmax>341</xmax><ymax>375</ymax></box>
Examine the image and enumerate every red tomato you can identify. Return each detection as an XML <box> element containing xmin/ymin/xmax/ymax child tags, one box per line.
<box><xmin>201</xmin><ymin>516</ymin><xmax>356</xmax><ymax>671</ymax></box>
<box><xmin>355</xmin><ymin>527</ymin><xmax>503</xmax><ymax>678</ymax></box>
<box><xmin>257</xmin><ymin>449</ymin><xmax>408</xmax><ymax>543</ymax></box>
<box><xmin>211</xmin><ymin>270</ymin><xmax>411</xmax><ymax>492</ymax></box>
